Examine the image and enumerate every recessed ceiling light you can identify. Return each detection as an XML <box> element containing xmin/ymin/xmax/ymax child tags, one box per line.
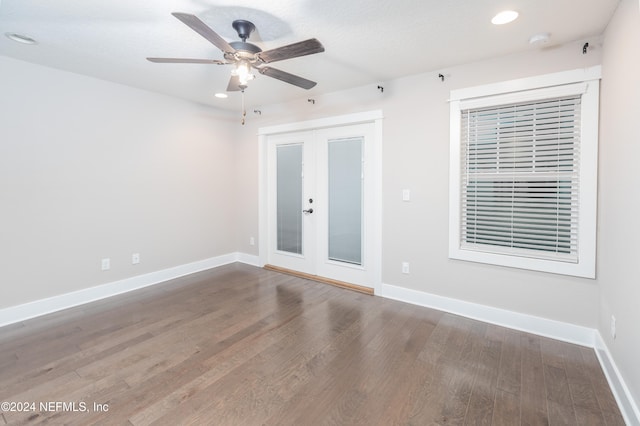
<box><xmin>491</xmin><ymin>10</ymin><xmax>519</xmax><ymax>25</ymax></box>
<box><xmin>214</xmin><ymin>93</ymin><xmax>228</xmax><ymax>99</ymax></box>
<box><xmin>5</xmin><ymin>32</ymin><xmax>38</xmax><ymax>45</ymax></box>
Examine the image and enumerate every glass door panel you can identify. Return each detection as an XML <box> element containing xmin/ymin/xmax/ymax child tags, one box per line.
<box><xmin>276</xmin><ymin>144</ymin><xmax>303</xmax><ymax>255</ymax></box>
<box><xmin>328</xmin><ymin>138</ymin><xmax>363</xmax><ymax>265</ymax></box>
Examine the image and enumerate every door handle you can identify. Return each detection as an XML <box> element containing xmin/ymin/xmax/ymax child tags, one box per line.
<box><xmin>302</xmin><ymin>208</ymin><xmax>314</xmax><ymax>214</ymax></box>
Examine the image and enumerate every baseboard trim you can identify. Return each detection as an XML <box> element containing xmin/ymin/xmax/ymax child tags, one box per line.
<box><xmin>236</xmin><ymin>252</ymin><xmax>260</xmax><ymax>267</ymax></box>
<box><xmin>594</xmin><ymin>332</ymin><xmax>640</xmax><ymax>426</ymax></box>
<box><xmin>0</xmin><ymin>252</ymin><xmax>258</xmax><ymax>328</ymax></box>
<box><xmin>380</xmin><ymin>282</ymin><xmax>595</xmax><ymax>347</ymax></box>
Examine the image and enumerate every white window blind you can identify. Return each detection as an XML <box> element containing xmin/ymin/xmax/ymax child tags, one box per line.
<box><xmin>449</xmin><ymin>68</ymin><xmax>599</xmax><ymax>278</ymax></box>
<box><xmin>460</xmin><ymin>96</ymin><xmax>581</xmax><ymax>262</ymax></box>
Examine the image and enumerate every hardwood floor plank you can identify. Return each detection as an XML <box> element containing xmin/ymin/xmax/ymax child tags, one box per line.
<box><xmin>439</xmin><ymin>319</ymin><xmax>487</xmax><ymax>425</ymax></box>
<box><xmin>574</xmin><ymin>406</ymin><xmax>606</xmax><ymax>426</ymax></box>
<box><xmin>540</xmin><ymin>337</ymin><xmax>568</xmax><ymax>370</ymax></box>
<box><xmin>519</xmin><ymin>334</ymin><xmax>548</xmax><ymax>426</ymax></box>
<box><xmin>543</xmin><ymin>364</ymin><xmax>573</xmax><ymax>407</ymax></box>
<box><xmin>347</xmin><ymin>310</ymin><xmax>441</xmax><ymax>425</ymax></box>
<box><xmin>463</xmin><ymin>324</ymin><xmax>504</xmax><ymax>426</ymax></box>
<box><xmin>547</xmin><ymin>400</ymin><xmax>577</xmax><ymax>425</ymax></box>
<box><xmin>493</xmin><ymin>389</ymin><xmax>521</xmax><ymax>426</ymax></box>
<box><xmin>0</xmin><ymin>263</ymin><xmax>625</xmax><ymax>425</ymax></box>
<box><xmin>563</xmin><ymin>344</ymin><xmax>601</xmax><ymax>414</ymax></box>
<box><xmin>577</xmin><ymin>346</ymin><xmax>623</xmax><ymax>418</ymax></box>
<box><xmin>496</xmin><ymin>329</ymin><xmax>522</xmax><ymax>397</ymax></box>
<box><xmin>601</xmin><ymin>409</ymin><xmax>627</xmax><ymax>426</ymax></box>
<box><xmin>403</xmin><ymin>314</ymin><xmax>474</xmax><ymax>425</ymax></box>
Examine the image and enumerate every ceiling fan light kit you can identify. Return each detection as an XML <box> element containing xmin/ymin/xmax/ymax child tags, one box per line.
<box><xmin>230</xmin><ymin>61</ymin><xmax>255</xmax><ymax>87</ymax></box>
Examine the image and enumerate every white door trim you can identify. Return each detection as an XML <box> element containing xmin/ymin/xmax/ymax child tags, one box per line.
<box><xmin>258</xmin><ymin>110</ymin><xmax>383</xmax><ymax>295</ymax></box>
<box><xmin>258</xmin><ymin>110</ymin><xmax>384</xmax><ymax>136</ymax></box>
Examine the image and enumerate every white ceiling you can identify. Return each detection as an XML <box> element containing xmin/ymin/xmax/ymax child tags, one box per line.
<box><xmin>0</xmin><ymin>0</ymin><xmax>619</xmax><ymax>111</ymax></box>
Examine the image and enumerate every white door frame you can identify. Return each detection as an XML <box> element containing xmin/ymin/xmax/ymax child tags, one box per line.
<box><xmin>258</xmin><ymin>110</ymin><xmax>383</xmax><ymax>295</ymax></box>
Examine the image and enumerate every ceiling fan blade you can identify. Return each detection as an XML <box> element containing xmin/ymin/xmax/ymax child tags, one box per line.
<box><xmin>258</xmin><ymin>38</ymin><xmax>324</xmax><ymax>64</ymax></box>
<box><xmin>147</xmin><ymin>57</ymin><xmax>227</xmax><ymax>64</ymax></box>
<box><xmin>172</xmin><ymin>12</ymin><xmax>236</xmax><ymax>54</ymax></box>
<box><xmin>227</xmin><ymin>75</ymin><xmax>243</xmax><ymax>92</ymax></box>
<box><xmin>258</xmin><ymin>67</ymin><xmax>317</xmax><ymax>89</ymax></box>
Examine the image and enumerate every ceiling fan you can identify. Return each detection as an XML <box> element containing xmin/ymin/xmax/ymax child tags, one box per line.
<box><xmin>147</xmin><ymin>13</ymin><xmax>325</xmax><ymax>92</ymax></box>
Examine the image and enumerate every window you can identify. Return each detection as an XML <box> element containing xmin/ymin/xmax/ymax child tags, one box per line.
<box><xmin>449</xmin><ymin>68</ymin><xmax>600</xmax><ymax>278</ymax></box>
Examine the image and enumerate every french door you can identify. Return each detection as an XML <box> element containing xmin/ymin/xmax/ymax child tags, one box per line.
<box><xmin>266</xmin><ymin>123</ymin><xmax>375</xmax><ymax>288</ymax></box>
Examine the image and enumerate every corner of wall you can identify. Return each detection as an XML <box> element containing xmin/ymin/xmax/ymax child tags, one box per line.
<box><xmin>594</xmin><ymin>332</ymin><xmax>640</xmax><ymax>425</ymax></box>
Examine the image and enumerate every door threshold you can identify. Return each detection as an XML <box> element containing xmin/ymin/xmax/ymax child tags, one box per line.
<box><xmin>263</xmin><ymin>265</ymin><xmax>374</xmax><ymax>295</ymax></box>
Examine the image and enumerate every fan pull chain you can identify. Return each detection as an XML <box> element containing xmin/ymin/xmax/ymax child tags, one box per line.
<box><xmin>241</xmin><ymin>89</ymin><xmax>246</xmax><ymax>125</ymax></box>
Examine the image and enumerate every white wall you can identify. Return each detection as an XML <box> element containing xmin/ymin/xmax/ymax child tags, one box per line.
<box><xmin>599</xmin><ymin>0</ymin><xmax>640</xmax><ymax>411</ymax></box>
<box><xmin>0</xmin><ymin>56</ymin><xmax>237</xmax><ymax>309</ymax></box>
<box><xmin>236</xmin><ymin>37</ymin><xmax>603</xmax><ymax>328</ymax></box>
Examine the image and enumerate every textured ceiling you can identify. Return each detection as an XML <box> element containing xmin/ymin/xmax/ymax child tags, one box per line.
<box><xmin>0</xmin><ymin>0</ymin><xmax>619</xmax><ymax>111</ymax></box>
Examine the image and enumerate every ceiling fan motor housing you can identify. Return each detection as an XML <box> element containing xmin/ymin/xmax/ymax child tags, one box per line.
<box><xmin>226</xmin><ymin>41</ymin><xmax>262</xmax><ymax>63</ymax></box>
<box><xmin>227</xmin><ymin>20</ymin><xmax>261</xmax><ymax>63</ymax></box>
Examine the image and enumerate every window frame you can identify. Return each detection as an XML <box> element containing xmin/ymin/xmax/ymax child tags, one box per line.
<box><xmin>448</xmin><ymin>67</ymin><xmax>601</xmax><ymax>279</ymax></box>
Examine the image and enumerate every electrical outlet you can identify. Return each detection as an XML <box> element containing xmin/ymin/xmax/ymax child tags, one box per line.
<box><xmin>402</xmin><ymin>189</ymin><xmax>411</xmax><ymax>202</ymax></box>
<box><xmin>101</xmin><ymin>258</ymin><xmax>110</xmax><ymax>271</ymax></box>
<box><xmin>249</xmin><ymin>237</ymin><xmax>255</xmax><ymax>246</ymax></box>
<box><xmin>132</xmin><ymin>253</ymin><xmax>140</xmax><ymax>265</ymax></box>
<box><xmin>402</xmin><ymin>262</ymin><xmax>410</xmax><ymax>274</ymax></box>
<box><xmin>611</xmin><ymin>315</ymin><xmax>616</xmax><ymax>339</ymax></box>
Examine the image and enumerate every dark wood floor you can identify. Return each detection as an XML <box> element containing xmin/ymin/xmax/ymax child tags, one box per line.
<box><xmin>0</xmin><ymin>263</ymin><xmax>625</xmax><ymax>425</ymax></box>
